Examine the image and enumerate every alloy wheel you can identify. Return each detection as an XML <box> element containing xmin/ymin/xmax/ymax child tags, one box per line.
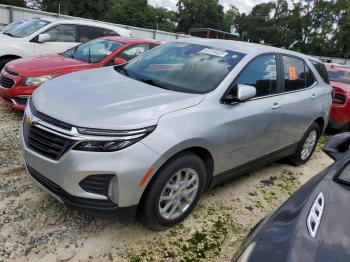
<box><xmin>158</xmin><ymin>168</ymin><xmax>199</xmax><ymax>220</ymax></box>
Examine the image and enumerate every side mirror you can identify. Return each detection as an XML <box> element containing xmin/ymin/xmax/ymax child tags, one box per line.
<box><xmin>222</xmin><ymin>84</ymin><xmax>256</xmax><ymax>104</ymax></box>
<box><xmin>323</xmin><ymin>132</ymin><xmax>350</xmax><ymax>161</ymax></box>
<box><xmin>37</xmin><ymin>33</ymin><xmax>50</xmax><ymax>43</ymax></box>
<box><xmin>113</xmin><ymin>57</ymin><xmax>127</xmax><ymax>66</ymax></box>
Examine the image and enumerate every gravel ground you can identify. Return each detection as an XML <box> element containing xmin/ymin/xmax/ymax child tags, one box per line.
<box><xmin>0</xmin><ymin>102</ymin><xmax>333</xmax><ymax>261</ymax></box>
<box><xmin>0</xmin><ymin>103</ymin><xmax>23</xmax><ymax>172</ymax></box>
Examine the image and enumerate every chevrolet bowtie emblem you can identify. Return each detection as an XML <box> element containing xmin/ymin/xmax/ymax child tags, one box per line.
<box><xmin>26</xmin><ymin>116</ymin><xmax>34</xmax><ymax>126</ymax></box>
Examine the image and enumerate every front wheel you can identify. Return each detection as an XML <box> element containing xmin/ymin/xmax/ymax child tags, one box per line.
<box><xmin>139</xmin><ymin>152</ymin><xmax>206</xmax><ymax>230</ymax></box>
<box><xmin>289</xmin><ymin>122</ymin><xmax>321</xmax><ymax>166</ymax></box>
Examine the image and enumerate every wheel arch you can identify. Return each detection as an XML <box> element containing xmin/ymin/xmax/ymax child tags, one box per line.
<box><xmin>137</xmin><ymin>145</ymin><xmax>215</xmax><ymax>214</ymax></box>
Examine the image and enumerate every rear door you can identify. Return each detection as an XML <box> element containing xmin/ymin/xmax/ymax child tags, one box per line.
<box><xmin>275</xmin><ymin>55</ymin><xmax>320</xmax><ymax>149</ymax></box>
<box><xmin>219</xmin><ymin>53</ymin><xmax>285</xmax><ymax>171</ymax></box>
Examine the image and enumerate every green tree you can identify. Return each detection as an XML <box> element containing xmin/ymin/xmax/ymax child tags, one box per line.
<box><xmin>0</xmin><ymin>0</ymin><xmax>25</xmax><ymax>7</ymax></box>
<box><xmin>335</xmin><ymin>0</ymin><xmax>350</xmax><ymax>58</ymax></box>
<box><xmin>223</xmin><ymin>5</ymin><xmax>239</xmax><ymax>32</ymax></box>
<box><xmin>177</xmin><ymin>0</ymin><xmax>224</xmax><ymax>33</ymax></box>
<box><xmin>31</xmin><ymin>0</ymin><xmax>114</xmax><ymax>20</ymax></box>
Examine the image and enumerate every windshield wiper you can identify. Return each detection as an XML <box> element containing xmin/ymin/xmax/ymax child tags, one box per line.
<box><xmin>3</xmin><ymin>32</ymin><xmax>15</xmax><ymax>37</ymax></box>
<box><xmin>136</xmin><ymin>77</ymin><xmax>170</xmax><ymax>90</ymax></box>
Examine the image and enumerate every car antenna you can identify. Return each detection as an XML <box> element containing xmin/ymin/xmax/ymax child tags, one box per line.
<box><xmin>88</xmin><ymin>46</ymin><xmax>92</xmax><ymax>63</ymax></box>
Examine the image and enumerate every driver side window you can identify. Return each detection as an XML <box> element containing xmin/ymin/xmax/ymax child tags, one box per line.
<box><xmin>44</xmin><ymin>24</ymin><xmax>77</xmax><ymax>42</ymax></box>
<box><xmin>235</xmin><ymin>54</ymin><xmax>278</xmax><ymax>97</ymax></box>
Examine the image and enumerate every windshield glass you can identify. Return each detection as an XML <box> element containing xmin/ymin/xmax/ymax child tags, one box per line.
<box><xmin>5</xmin><ymin>19</ymin><xmax>51</xmax><ymax>38</ymax></box>
<box><xmin>2</xmin><ymin>20</ymin><xmax>25</xmax><ymax>33</ymax></box>
<box><xmin>327</xmin><ymin>69</ymin><xmax>350</xmax><ymax>85</ymax></box>
<box><xmin>62</xmin><ymin>39</ymin><xmax>123</xmax><ymax>63</ymax></box>
<box><xmin>122</xmin><ymin>42</ymin><xmax>245</xmax><ymax>94</ymax></box>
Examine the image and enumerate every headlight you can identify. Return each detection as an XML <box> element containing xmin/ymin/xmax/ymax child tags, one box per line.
<box><xmin>23</xmin><ymin>75</ymin><xmax>54</xmax><ymax>86</ymax></box>
<box><xmin>73</xmin><ymin>126</ymin><xmax>156</xmax><ymax>152</ymax></box>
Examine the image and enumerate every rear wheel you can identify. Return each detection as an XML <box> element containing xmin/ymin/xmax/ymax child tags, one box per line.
<box><xmin>139</xmin><ymin>152</ymin><xmax>206</xmax><ymax>230</ymax></box>
<box><xmin>289</xmin><ymin>122</ymin><xmax>321</xmax><ymax>166</ymax></box>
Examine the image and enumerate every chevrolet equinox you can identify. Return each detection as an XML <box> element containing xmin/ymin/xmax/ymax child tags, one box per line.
<box><xmin>21</xmin><ymin>39</ymin><xmax>332</xmax><ymax>230</ymax></box>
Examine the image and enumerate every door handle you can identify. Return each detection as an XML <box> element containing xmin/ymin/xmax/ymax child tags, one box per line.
<box><xmin>272</xmin><ymin>102</ymin><xmax>282</xmax><ymax>110</ymax></box>
<box><xmin>311</xmin><ymin>93</ymin><xmax>317</xmax><ymax>99</ymax></box>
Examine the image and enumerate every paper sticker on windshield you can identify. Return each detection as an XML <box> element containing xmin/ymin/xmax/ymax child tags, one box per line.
<box><xmin>288</xmin><ymin>66</ymin><xmax>297</xmax><ymax>80</ymax></box>
<box><xmin>99</xmin><ymin>49</ymin><xmax>112</xmax><ymax>55</ymax></box>
<box><xmin>200</xmin><ymin>48</ymin><xmax>228</xmax><ymax>57</ymax></box>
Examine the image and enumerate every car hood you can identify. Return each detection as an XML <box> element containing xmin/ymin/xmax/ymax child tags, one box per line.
<box><xmin>247</xmin><ymin>161</ymin><xmax>350</xmax><ymax>262</ymax></box>
<box><xmin>32</xmin><ymin>66</ymin><xmax>204</xmax><ymax>130</ymax></box>
<box><xmin>6</xmin><ymin>55</ymin><xmax>90</xmax><ymax>76</ymax></box>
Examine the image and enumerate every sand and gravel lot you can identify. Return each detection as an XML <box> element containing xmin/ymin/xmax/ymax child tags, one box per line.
<box><xmin>0</xmin><ymin>102</ymin><xmax>333</xmax><ymax>261</ymax></box>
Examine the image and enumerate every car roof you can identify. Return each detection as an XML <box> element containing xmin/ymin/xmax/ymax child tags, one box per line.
<box><xmin>175</xmin><ymin>38</ymin><xmax>314</xmax><ymax>60</ymax></box>
<box><xmin>101</xmin><ymin>36</ymin><xmax>161</xmax><ymax>44</ymax></box>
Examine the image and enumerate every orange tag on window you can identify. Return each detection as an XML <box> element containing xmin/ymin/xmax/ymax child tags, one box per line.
<box><xmin>288</xmin><ymin>66</ymin><xmax>297</xmax><ymax>80</ymax></box>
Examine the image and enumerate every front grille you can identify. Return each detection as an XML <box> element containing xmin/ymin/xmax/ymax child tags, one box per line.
<box><xmin>333</xmin><ymin>93</ymin><xmax>346</xmax><ymax>104</ymax></box>
<box><xmin>29</xmin><ymin>99</ymin><xmax>73</xmax><ymax>131</ymax></box>
<box><xmin>13</xmin><ymin>97</ymin><xmax>28</xmax><ymax>106</ymax></box>
<box><xmin>79</xmin><ymin>175</ymin><xmax>114</xmax><ymax>197</ymax></box>
<box><xmin>23</xmin><ymin>121</ymin><xmax>75</xmax><ymax>160</ymax></box>
<box><xmin>0</xmin><ymin>75</ymin><xmax>15</xmax><ymax>88</ymax></box>
<box><xmin>4</xmin><ymin>68</ymin><xmax>19</xmax><ymax>76</ymax></box>
<box><xmin>27</xmin><ymin>166</ymin><xmax>117</xmax><ymax>208</ymax></box>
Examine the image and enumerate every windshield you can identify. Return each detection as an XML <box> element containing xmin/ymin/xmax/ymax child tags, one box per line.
<box><xmin>2</xmin><ymin>20</ymin><xmax>24</xmax><ymax>33</ymax></box>
<box><xmin>122</xmin><ymin>42</ymin><xmax>245</xmax><ymax>94</ymax></box>
<box><xmin>4</xmin><ymin>19</ymin><xmax>51</xmax><ymax>38</ymax></box>
<box><xmin>327</xmin><ymin>69</ymin><xmax>350</xmax><ymax>85</ymax></box>
<box><xmin>62</xmin><ymin>39</ymin><xmax>124</xmax><ymax>63</ymax></box>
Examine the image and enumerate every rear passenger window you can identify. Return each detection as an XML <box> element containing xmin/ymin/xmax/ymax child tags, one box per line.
<box><xmin>45</xmin><ymin>24</ymin><xmax>76</xmax><ymax>42</ymax></box>
<box><xmin>311</xmin><ymin>60</ymin><xmax>330</xmax><ymax>84</ymax></box>
<box><xmin>282</xmin><ymin>56</ymin><xmax>315</xmax><ymax>92</ymax></box>
<box><xmin>235</xmin><ymin>54</ymin><xmax>277</xmax><ymax>97</ymax></box>
<box><xmin>77</xmin><ymin>25</ymin><xmax>118</xmax><ymax>42</ymax></box>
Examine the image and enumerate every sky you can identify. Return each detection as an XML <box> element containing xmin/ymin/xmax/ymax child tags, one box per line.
<box><xmin>148</xmin><ymin>0</ymin><xmax>275</xmax><ymax>14</ymax></box>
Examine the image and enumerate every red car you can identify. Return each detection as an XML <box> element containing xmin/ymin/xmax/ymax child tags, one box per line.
<box><xmin>327</xmin><ymin>64</ymin><xmax>350</xmax><ymax>130</ymax></box>
<box><xmin>0</xmin><ymin>37</ymin><xmax>160</xmax><ymax>110</ymax></box>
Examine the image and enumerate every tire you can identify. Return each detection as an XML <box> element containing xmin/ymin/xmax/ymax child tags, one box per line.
<box><xmin>0</xmin><ymin>58</ymin><xmax>14</xmax><ymax>71</ymax></box>
<box><xmin>139</xmin><ymin>152</ymin><xmax>206</xmax><ymax>230</ymax></box>
<box><xmin>289</xmin><ymin>122</ymin><xmax>321</xmax><ymax>166</ymax></box>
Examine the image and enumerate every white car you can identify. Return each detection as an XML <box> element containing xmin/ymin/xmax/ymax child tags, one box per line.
<box><xmin>0</xmin><ymin>18</ymin><xmax>132</xmax><ymax>69</ymax></box>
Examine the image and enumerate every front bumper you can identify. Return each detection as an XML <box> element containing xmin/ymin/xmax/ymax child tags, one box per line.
<box><xmin>20</xmin><ymin>101</ymin><xmax>162</xmax><ymax>211</ymax></box>
<box><xmin>25</xmin><ymin>165</ymin><xmax>138</xmax><ymax>217</ymax></box>
<box><xmin>0</xmin><ymin>85</ymin><xmax>35</xmax><ymax>110</ymax></box>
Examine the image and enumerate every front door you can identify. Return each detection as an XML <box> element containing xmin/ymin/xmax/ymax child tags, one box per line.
<box><xmin>34</xmin><ymin>24</ymin><xmax>79</xmax><ymax>56</ymax></box>
<box><xmin>218</xmin><ymin>54</ymin><xmax>284</xmax><ymax>172</ymax></box>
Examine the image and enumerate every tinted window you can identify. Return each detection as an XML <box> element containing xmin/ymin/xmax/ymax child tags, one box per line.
<box><xmin>77</xmin><ymin>25</ymin><xmax>118</xmax><ymax>42</ymax></box>
<box><xmin>6</xmin><ymin>19</ymin><xmax>51</xmax><ymax>38</ymax></box>
<box><xmin>312</xmin><ymin>60</ymin><xmax>330</xmax><ymax>84</ymax></box>
<box><xmin>117</xmin><ymin>44</ymin><xmax>150</xmax><ymax>61</ymax></box>
<box><xmin>235</xmin><ymin>54</ymin><xmax>277</xmax><ymax>97</ymax></box>
<box><xmin>122</xmin><ymin>42</ymin><xmax>245</xmax><ymax>94</ymax></box>
<box><xmin>45</xmin><ymin>24</ymin><xmax>76</xmax><ymax>42</ymax></box>
<box><xmin>283</xmin><ymin>56</ymin><xmax>315</xmax><ymax>92</ymax></box>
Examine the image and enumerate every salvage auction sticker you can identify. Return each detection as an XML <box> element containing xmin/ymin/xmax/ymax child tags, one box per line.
<box><xmin>200</xmin><ymin>48</ymin><xmax>228</xmax><ymax>57</ymax></box>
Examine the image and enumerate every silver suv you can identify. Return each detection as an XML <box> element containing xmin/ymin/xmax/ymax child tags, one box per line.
<box><xmin>21</xmin><ymin>39</ymin><xmax>332</xmax><ymax>230</ymax></box>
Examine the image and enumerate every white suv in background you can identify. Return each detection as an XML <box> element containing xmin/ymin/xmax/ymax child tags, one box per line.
<box><xmin>0</xmin><ymin>18</ymin><xmax>132</xmax><ymax>69</ymax></box>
